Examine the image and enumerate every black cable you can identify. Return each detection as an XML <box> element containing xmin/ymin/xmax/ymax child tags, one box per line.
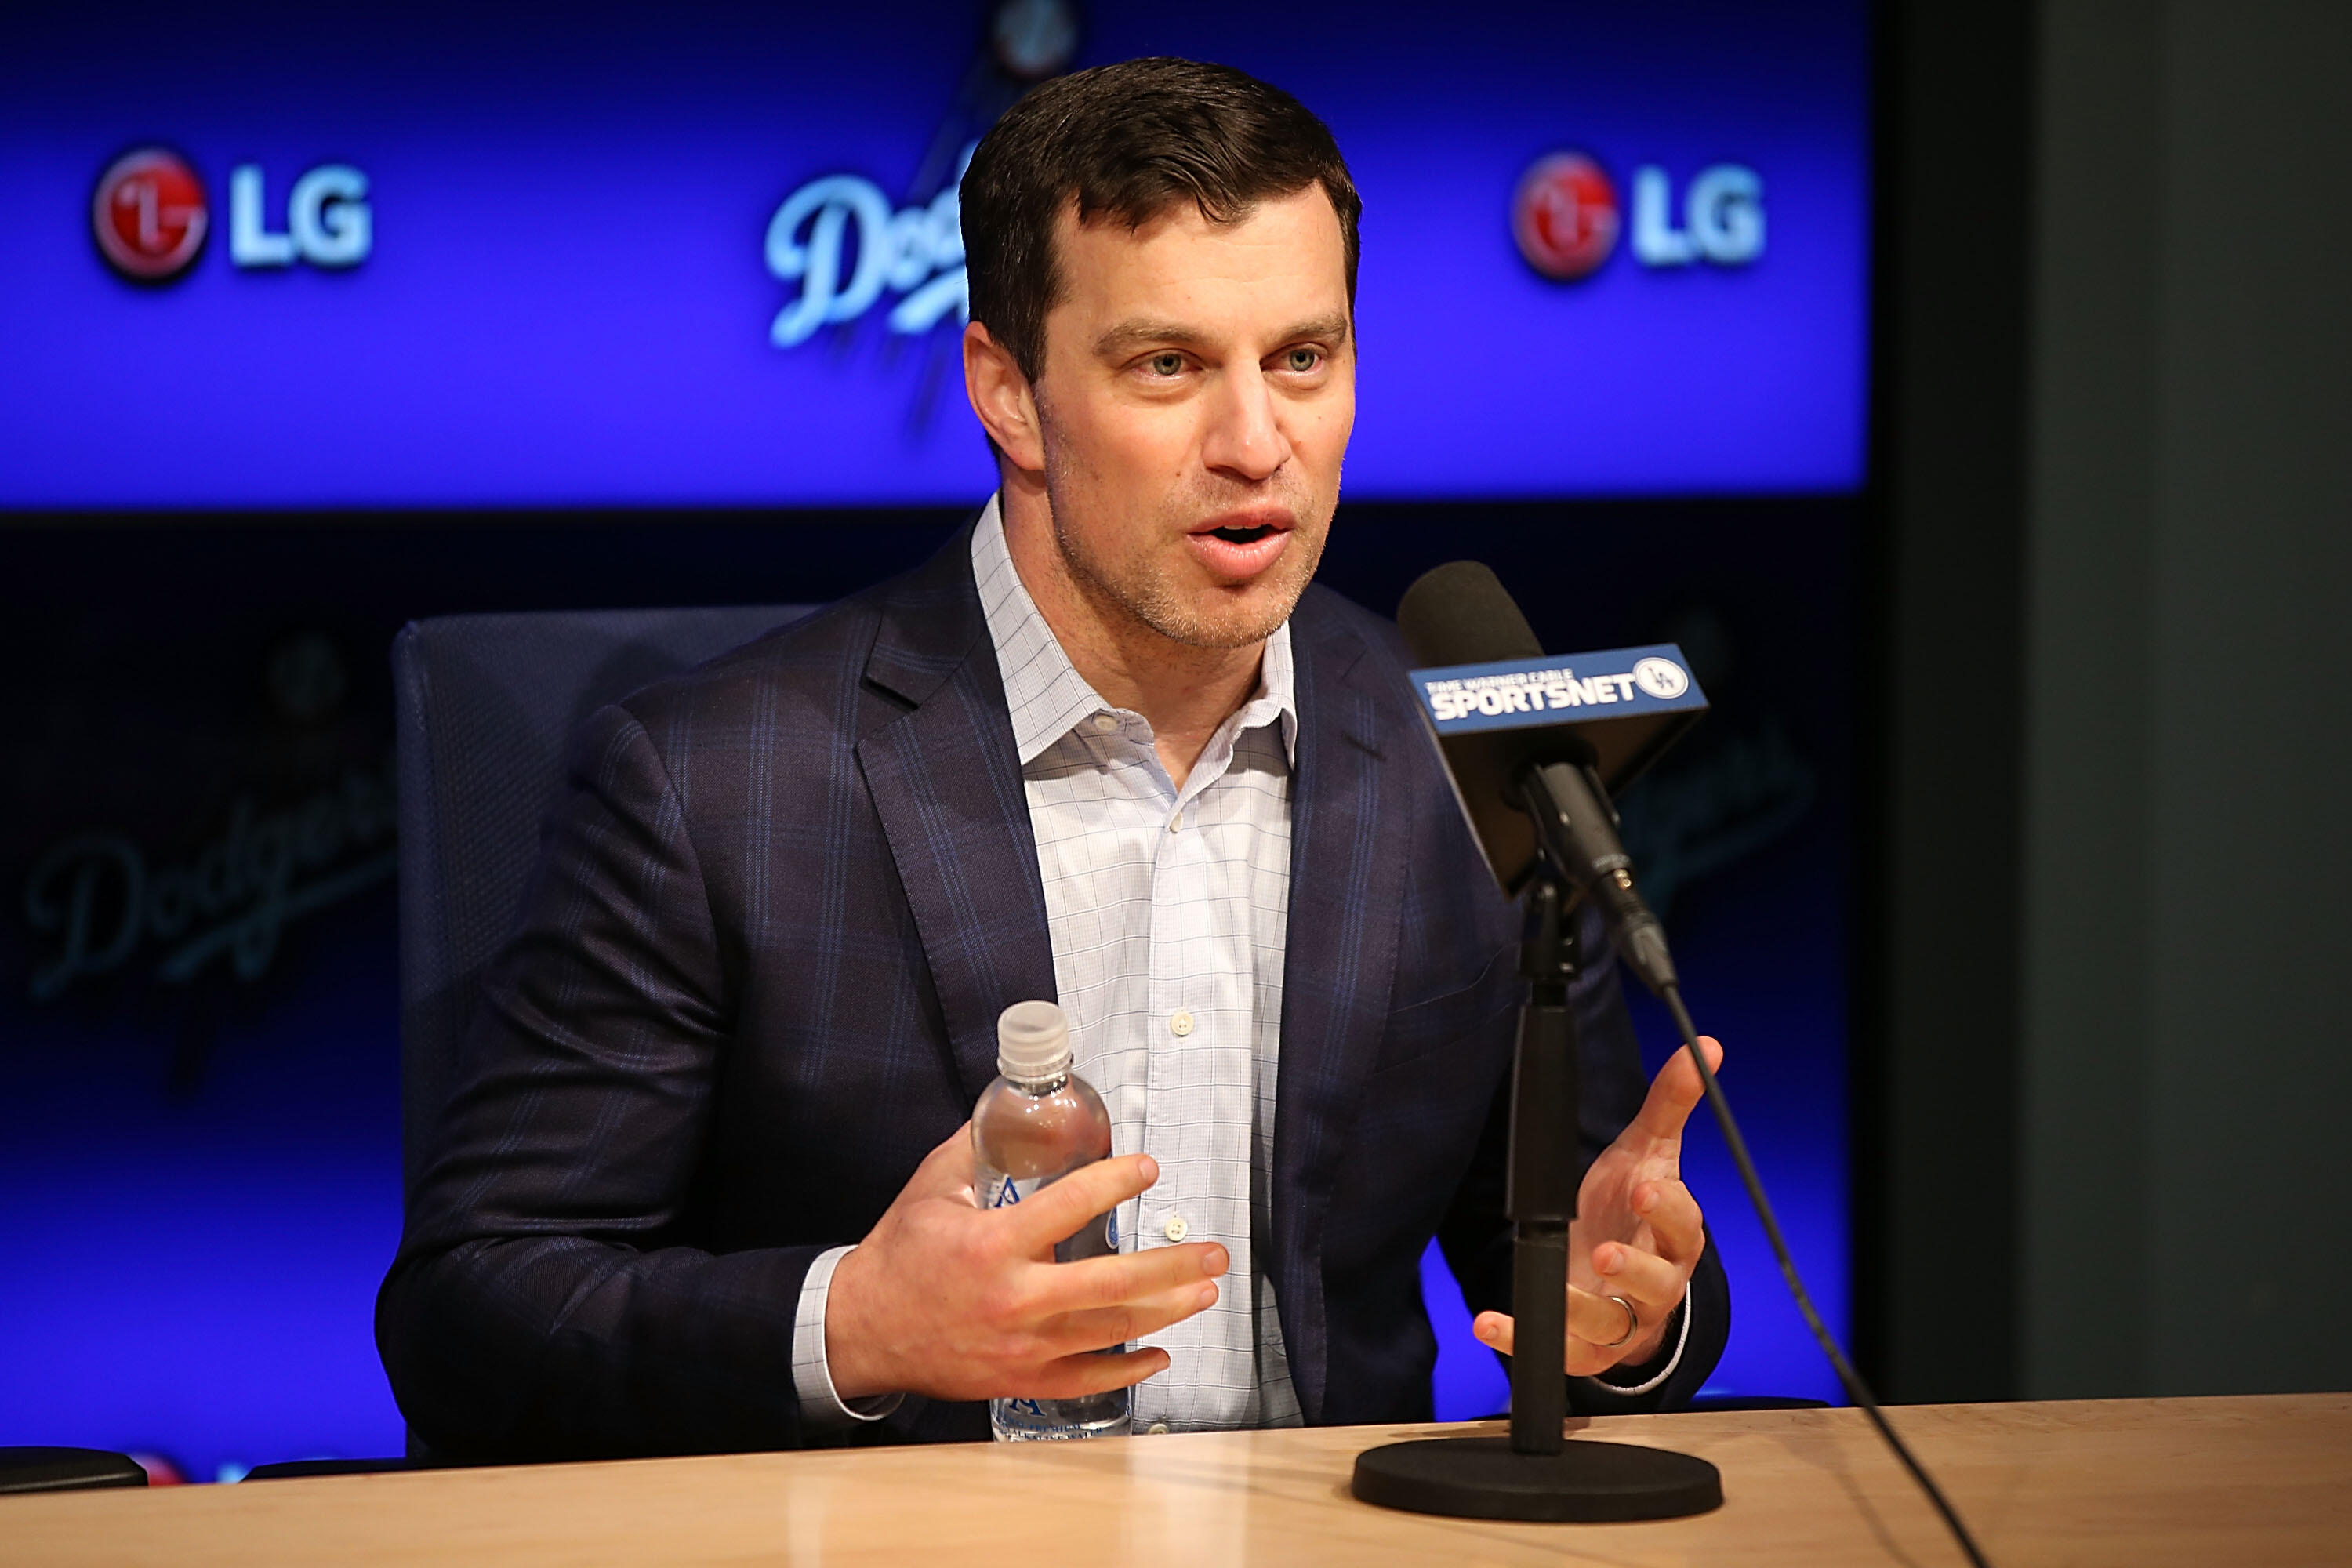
<box><xmin>1661</xmin><ymin>983</ymin><xmax>1992</xmax><ymax>1568</ymax></box>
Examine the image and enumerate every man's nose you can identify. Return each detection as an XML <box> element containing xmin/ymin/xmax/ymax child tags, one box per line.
<box><xmin>1200</xmin><ymin>366</ymin><xmax>1291</xmax><ymax>483</ymax></box>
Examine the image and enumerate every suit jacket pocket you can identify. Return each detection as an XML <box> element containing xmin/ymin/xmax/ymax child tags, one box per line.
<box><xmin>1370</xmin><ymin>941</ymin><xmax>1519</xmax><ymax>1077</ymax></box>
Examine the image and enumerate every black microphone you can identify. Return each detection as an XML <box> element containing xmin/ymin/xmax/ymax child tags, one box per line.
<box><xmin>1354</xmin><ymin>561</ymin><xmax>1730</xmax><ymax>1521</ymax></box>
<box><xmin>1394</xmin><ymin>563</ymin><xmax>1995</xmax><ymax>1568</ymax></box>
<box><xmin>1396</xmin><ymin>561</ymin><xmax>1686</xmax><ymax>995</ymax></box>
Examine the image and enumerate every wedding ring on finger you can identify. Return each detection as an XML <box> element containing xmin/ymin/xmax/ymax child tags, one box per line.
<box><xmin>1602</xmin><ymin>1294</ymin><xmax>1639</xmax><ymax>1348</ymax></box>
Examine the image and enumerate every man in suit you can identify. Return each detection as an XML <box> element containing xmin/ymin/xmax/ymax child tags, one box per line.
<box><xmin>379</xmin><ymin>56</ymin><xmax>1730</xmax><ymax>1461</ymax></box>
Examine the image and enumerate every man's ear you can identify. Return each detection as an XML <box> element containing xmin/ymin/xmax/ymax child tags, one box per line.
<box><xmin>962</xmin><ymin>321</ymin><xmax>1046</xmax><ymax>475</ymax></box>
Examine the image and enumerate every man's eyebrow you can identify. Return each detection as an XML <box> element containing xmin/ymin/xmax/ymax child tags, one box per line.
<box><xmin>1092</xmin><ymin>318</ymin><xmax>1207</xmax><ymax>358</ymax></box>
<box><xmin>1276</xmin><ymin>311</ymin><xmax>1354</xmax><ymax>349</ymax></box>
<box><xmin>1091</xmin><ymin>311</ymin><xmax>1354</xmax><ymax>360</ymax></box>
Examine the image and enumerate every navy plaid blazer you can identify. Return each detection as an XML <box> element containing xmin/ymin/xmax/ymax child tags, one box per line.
<box><xmin>377</xmin><ymin>526</ymin><xmax>1729</xmax><ymax>1461</ymax></box>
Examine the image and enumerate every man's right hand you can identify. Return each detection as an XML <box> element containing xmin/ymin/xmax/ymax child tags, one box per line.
<box><xmin>822</xmin><ymin>1124</ymin><xmax>1227</xmax><ymax>1403</ymax></box>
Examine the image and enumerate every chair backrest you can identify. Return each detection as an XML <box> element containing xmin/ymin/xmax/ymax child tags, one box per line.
<box><xmin>0</xmin><ymin>1446</ymin><xmax>147</xmax><ymax>1495</ymax></box>
<box><xmin>391</xmin><ymin>604</ymin><xmax>815</xmax><ymax>1199</ymax></box>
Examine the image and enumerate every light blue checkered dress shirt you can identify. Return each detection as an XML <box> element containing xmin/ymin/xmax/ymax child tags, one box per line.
<box><xmin>794</xmin><ymin>495</ymin><xmax>1302</xmax><ymax>1432</ymax></box>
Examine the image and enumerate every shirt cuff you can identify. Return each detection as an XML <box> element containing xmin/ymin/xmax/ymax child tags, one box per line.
<box><xmin>1582</xmin><ymin>1281</ymin><xmax>1693</xmax><ymax>1399</ymax></box>
<box><xmin>793</xmin><ymin>1244</ymin><xmax>905</xmax><ymax>1431</ymax></box>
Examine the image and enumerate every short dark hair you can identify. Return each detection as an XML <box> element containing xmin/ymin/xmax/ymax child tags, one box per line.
<box><xmin>961</xmin><ymin>56</ymin><xmax>1362</xmax><ymax>384</ymax></box>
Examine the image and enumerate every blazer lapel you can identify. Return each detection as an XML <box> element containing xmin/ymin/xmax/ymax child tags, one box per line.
<box><xmin>855</xmin><ymin>528</ymin><xmax>1058</xmax><ymax>1105</ymax></box>
<box><xmin>1271</xmin><ymin>591</ymin><xmax>1410</xmax><ymax>1424</ymax></box>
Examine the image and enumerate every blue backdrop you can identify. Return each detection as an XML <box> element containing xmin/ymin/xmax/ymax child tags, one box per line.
<box><xmin>1</xmin><ymin>0</ymin><xmax>1866</xmax><ymax>506</ymax></box>
<box><xmin>0</xmin><ymin>0</ymin><xmax>1867</xmax><ymax>1481</ymax></box>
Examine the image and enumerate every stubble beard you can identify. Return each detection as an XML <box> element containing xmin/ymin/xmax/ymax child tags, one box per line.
<box><xmin>1040</xmin><ymin>429</ymin><xmax>1334</xmax><ymax>653</ymax></box>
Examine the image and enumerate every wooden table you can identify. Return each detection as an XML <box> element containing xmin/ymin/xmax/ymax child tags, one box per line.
<box><xmin>9</xmin><ymin>1396</ymin><xmax>2348</xmax><ymax>1566</ymax></box>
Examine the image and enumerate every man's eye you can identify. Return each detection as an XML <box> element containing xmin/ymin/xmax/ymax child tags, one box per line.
<box><xmin>1285</xmin><ymin>347</ymin><xmax>1323</xmax><ymax>372</ymax></box>
<box><xmin>1147</xmin><ymin>352</ymin><xmax>1185</xmax><ymax>376</ymax></box>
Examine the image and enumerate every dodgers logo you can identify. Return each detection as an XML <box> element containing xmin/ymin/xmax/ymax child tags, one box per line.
<box><xmin>1632</xmin><ymin>656</ymin><xmax>1690</xmax><ymax>699</ymax></box>
<box><xmin>765</xmin><ymin>146</ymin><xmax>973</xmax><ymax>348</ymax></box>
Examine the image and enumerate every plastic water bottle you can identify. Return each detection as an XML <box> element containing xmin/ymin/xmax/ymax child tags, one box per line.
<box><xmin>972</xmin><ymin>1000</ymin><xmax>1129</xmax><ymax>1441</ymax></box>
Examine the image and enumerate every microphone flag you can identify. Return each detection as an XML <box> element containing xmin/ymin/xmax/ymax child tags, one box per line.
<box><xmin>1407</xmin><ymin>644</ymin><xmax>1708</xmax><ymax>897</ymax></box>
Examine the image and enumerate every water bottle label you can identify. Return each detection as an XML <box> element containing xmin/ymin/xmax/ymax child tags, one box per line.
<box><xmin>975</xmin><ymin>1168</ymin><xmax>1132</xmax><ymax>1441</ymax></box>
<box><xmin>978</xmin><ymin>1172</ymin><xmax>1118</xmax><ymax>1263</ymax></box>
<box><xmin>994</xmin><ymin>1396</ymin><xmax>1062</xmax><ymax>1432</ymax></box>
<box><xmin>989</xmin><ymin>1385</ymin><xmax>1133</xmax><ymax>1442</ymax></box>
<box><xmin>981</xmin><ymin>1173</ymin><xmax>1033</xmax><ymax>1210</ymax></box>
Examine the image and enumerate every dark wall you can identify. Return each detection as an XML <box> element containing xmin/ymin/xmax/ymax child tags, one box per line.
<box><xmin>1874</xmin><ymin>0</ymin><xmax>2352</xmax><ymax>1402</ymax></box>
<box><xmin>2022</xmin><ymin>0</ymin><xmax>2352</xmax><ymax>1398</ymax></box>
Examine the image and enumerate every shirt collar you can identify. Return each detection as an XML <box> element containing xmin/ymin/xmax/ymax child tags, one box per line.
<box><xmin>970</xmin><ymin>494</ymin><xmax>1298</xmax><ymax>768</ymax></box>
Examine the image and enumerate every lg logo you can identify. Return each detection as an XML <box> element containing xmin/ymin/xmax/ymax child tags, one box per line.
<box><xmin>1628</xmin><ymin>165</ymin><xmax>1763</xmax><ymax>267</ymax></box>
<box><xmin>91</xmin><ymin>148</ymin><xmax>208</xmax><ymax>281</ymax></box>
<box><xmin>90</xmin><ymin>146</ymin><xmax>372</xmax><ymax>284</ymax></box>
<box><xmin>229</xmin><ymin>164</ymin><xmax>371</xmax><ymax>268</ymax></box>
<box><xmin>1512</xmin><ymin>153</ymin><xmax>1620</xmax><ymax>283</ymax></box>
<box><xmin>1512</xmin><ymin>151</ymin><xmax>1764</xmax><ymax>282</ymax></box>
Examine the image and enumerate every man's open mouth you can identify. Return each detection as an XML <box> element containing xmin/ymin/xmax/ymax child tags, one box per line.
<box><xmin>1185</xmin><ymin>511</ymin><xmax>1294</xmax><ymax>579</ymax></box>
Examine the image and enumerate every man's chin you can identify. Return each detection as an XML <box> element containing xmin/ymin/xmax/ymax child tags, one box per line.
<box><xmin>1136</xmin><ymin>577</ymin><xmax>1309</xmax><ymax>650</ymax></box>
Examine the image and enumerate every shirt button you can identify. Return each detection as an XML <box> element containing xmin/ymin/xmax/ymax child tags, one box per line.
<box><xmin>1169</xmin><ymin>1010</ymin><xmax>1194</xmax><ymax>1037</ymax></box>
<box><xmin>1091</xmin><ymin>713</ymin><xmax>1118</xmax><ymax>734</ymax></box>
<box><xmin>1147</xmin><ymin>1421</ymin><xmax>1171</xmax><ymax>1436</ymax></box>
<box><xmin>1167</xmin><ymin>808</ymin><xmax>1183</xmax><ymax>833</ymax></box>
<box><xmin>1163</xmin><ymin>1214</ymin><xmax>1189</xmax><ymax>1242</ymax></box>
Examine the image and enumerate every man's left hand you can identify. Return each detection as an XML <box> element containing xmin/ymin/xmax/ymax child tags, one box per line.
<box><xmin>1471</xmin><ymin>1036</ymin><xmax>1722</xmax><ymax>1376</ymax></box>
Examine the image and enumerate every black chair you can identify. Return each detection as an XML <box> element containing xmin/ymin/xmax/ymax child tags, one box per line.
<box><xmin>383</xmin><ymin>602</ymin><xmax>816</xmax><ymax>1468</ymax></box>
<box><xmin>0</xmin><ymin>1447</ymin><xmax>146</xmax><ymax>1496</ymax></box>
<box><xmin>243</xmin><ymin>1457</ymin><xmax>411</xmax><ymax>1481</ymax></box>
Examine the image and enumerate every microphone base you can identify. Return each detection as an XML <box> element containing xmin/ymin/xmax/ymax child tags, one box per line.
<box><xmin>1351</xmin><ymin>1435</ymin><xmax>1722</xmax><ymax>1523</ymax></box>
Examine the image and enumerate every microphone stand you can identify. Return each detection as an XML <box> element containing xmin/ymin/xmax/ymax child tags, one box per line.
<box><xmin>1350</xmin><ymin>855</ymin><xmax>1721</xmax><ymax>1521</ymax></box>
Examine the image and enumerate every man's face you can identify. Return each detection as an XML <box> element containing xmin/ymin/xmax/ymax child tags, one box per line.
<box><xmin>1028</xmin><ymin>185</ymin><xmax>1355</xmax><ymax>650</ymax></box>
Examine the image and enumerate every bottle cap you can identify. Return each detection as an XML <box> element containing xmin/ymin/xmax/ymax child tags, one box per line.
<box><xmin>996</xmin><ymin>1000</ymin><xmax>1071</xmax><ymax>1080</ymax></box>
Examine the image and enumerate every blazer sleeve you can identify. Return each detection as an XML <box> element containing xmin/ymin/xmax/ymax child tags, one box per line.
<box><xmin>376</xmin><ymin>702</ymin><xmax>826</xmax><ymax>1462</ymax></box>
<box><xmin>1432</xmin><ymin>902</ymin><xmax>1730</xmax><ymax>1414</ymax></box>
